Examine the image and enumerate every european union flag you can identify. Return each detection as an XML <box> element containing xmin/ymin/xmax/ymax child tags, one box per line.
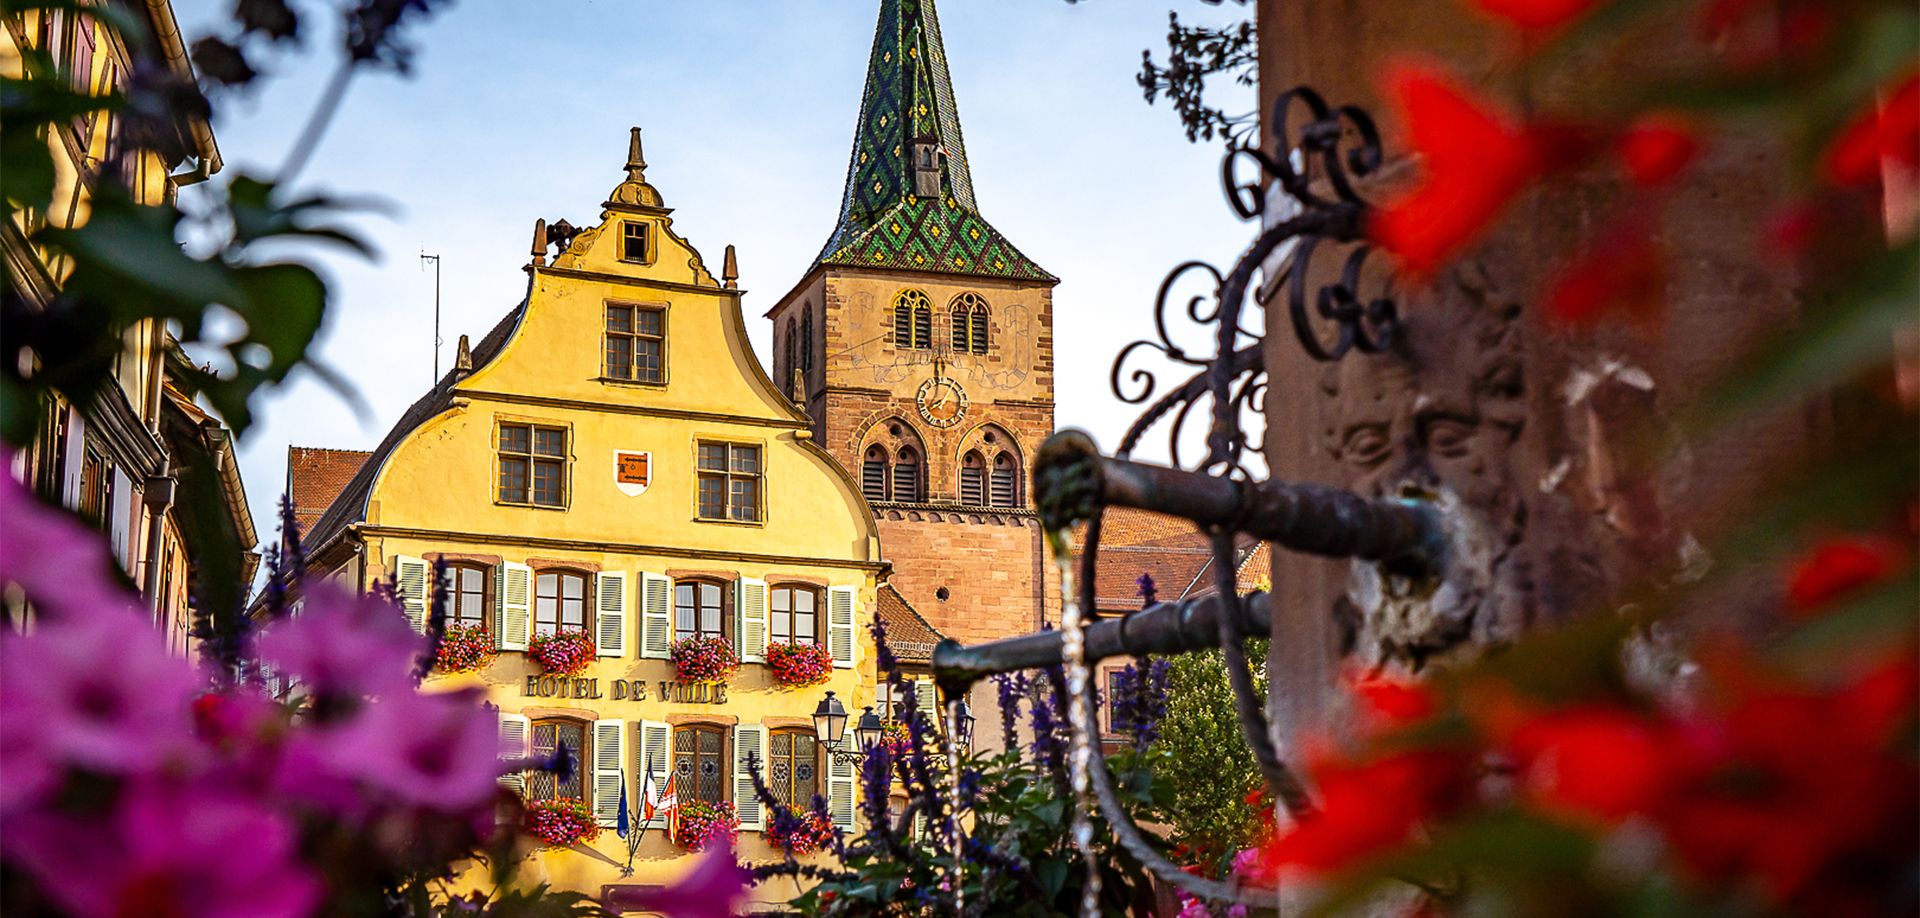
<box><xmin>616</xmin><ymin>774</ymin><xmax>630</xmax><ymax>839</ymax></box>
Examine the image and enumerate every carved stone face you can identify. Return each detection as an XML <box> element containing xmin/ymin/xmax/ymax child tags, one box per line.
<box><xmin>1317</xmin><ymin>260</ymin><xmax>1529</xmax><ymax>670</ymax></box>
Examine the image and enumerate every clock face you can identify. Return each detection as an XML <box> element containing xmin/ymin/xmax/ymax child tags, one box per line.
<box><xmin>916</xmin><ymin>376</ymin><xmax>969</xmax><ymax>428</ymax></box>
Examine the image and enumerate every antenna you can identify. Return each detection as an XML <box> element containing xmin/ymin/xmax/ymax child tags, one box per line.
<box><xmin>420</xmin><ymin>252</ymin><xmax>442</xmax><ymax>382</ymax></box>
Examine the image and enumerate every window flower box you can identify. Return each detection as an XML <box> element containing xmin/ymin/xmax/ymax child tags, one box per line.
<box><xmin>434</xmin><ymin>622</ymin><xmax>497</xmax><ymax>674</ymax></box>
<box><xmin>678</xmin><ymin>799</ymin><xmax>739</xmax><ymax>853</ymax></box>
<box><xmin>765</xmin><ymin>640</ymin><xmax>832</xmax><ymax>688</ymax></box>
<box><xmin>527</xmin><ymin>629</ymin><xmax>595</xmax><ymax>676</ymax></box>
<box><xmin>669</xmin><ymin>634</ymin><xmax>739</xmax><ymax>684</ymax></box>
<box><xmin>525</xmin><ymin>797</ymin><xmax>600</xmax><ymax>848</ymax></box>
<box><xmin>766</xmin><ymin>809</ymin><xmax>834</xmax><ymax>855</ymax></box>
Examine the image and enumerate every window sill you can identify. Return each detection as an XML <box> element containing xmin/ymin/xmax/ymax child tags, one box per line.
<box><xmin>692</xmin><ymin>516</ymin><xmax>765</xmax><ymax>528</ymax></box>
<box><xmin>494</xmin><ymin>500</ymin><xmax>569</xmax><ymax>511</ymax></box>
<box><xmin>597</xmin><ymin>376</ymin><xmax>667</xmax><ymax>388</ymax></box>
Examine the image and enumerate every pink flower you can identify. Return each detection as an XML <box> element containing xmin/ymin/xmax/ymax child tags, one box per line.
<box><xmin>0</xmin><ymin>605</ymin><xmax>203</xmax><ymax>779</ymax></box>
<box><xmin>627</xmin><ymin>840</ymin><xmax>750</xmax><ymax>918</ymax></box>
<box><xmin>284</xmin><ymin>686</ymin><xmax>503</xmax><ymax>813</ymax></box>
<box><xmin>256</xmin><ymin>582</ymin><xmax>424</xmax><ymax>696</ymax></box>
<box><xmin>3</xmin><ymin>778</ymin><xmax>322</xmax><ymax>918</ymax></box>
<box><xmin>0</xmin><ymin>449</ymin><xmax>144</xmax><ymax>619</ymax></box>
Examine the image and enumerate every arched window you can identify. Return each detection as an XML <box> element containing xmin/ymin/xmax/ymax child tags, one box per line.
<box><xmin>892</xmin><ymin>289</ymin><xmax>932</xmax><ymax>349</ymax></box>
<box><xmin>801</xmin><ymin>305</ymin><xmax>815</xmax><ymax>372</ymax></box>
<box><xmin>950</xmin><ymin>292</ymin><xmax>988</xmax><ymax>354</ymax></box>
<box><xmin>783</xmin><ymin>317</ymin><xmax>796</xmax><ymax>386</ymax></box>
<box><xmin>768</xmin><ymin>728</ymin><xmax>819</xmax><ymax>808</ymax></box>
<box><xmin>674</xmin><ymin>580</ymin><xmax>724</xmax><ymax>641</ymax></box>
<box><xmin>893</xmin><ymin>447</ymin><xmax>920</xmax><ymax>503</ymax></box>
<box><xmin>534</xmin><ymin>569</ymin><xmax>589</xmax><ymax>637</ymax></box>
<box><xmin>991</xmin><ymin>452</ymin><xmax>1018</xmax><ymax>507</ymax></box>
<box><xmin>862</xmin><ymin>445</ymin><xmax>889</xmax><ymax>503</ymax></box>
<box><xmin>527</xmin><ymin>718</ymin><xmax>586</xmax><ymax>802</ymax></box>
<box><xmin>959</xmin><ymin>451</ymin><xmax>987</xmax><ymax>507</ymax></box>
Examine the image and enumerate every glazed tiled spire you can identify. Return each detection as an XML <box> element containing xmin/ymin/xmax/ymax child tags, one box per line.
<box><xmin>815</xmin><ymin>0</ymin><xmax>1053</xmax><ymax>282</ymax></box>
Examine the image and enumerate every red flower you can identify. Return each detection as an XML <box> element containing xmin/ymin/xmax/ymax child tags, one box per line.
<box><xmin>1823</xmin><ymin>74</ymin><xmax>1920</xmax><ymax>189</ymax></box>
<box><xmin>1619</xmin><ymin>114</ymin><xmax>1702</xmax><ymax>186</ymax></box>
<box><xmin>1544</xmin><ymin>214</ymin><xmax>1667</xmax><ymax>327</ymax></box>
<box><xmin>1508</xmin><ymin>705</ymin><xmax>1680</xmax><ymax>825</ymax></box>
<box><xmin>1371</xmin><ymin>67</ymin><xmax>1551</xmax><ymax>276</ymax></box>
<box><xmin>1350</xmin><ymin>674</ymin><xmax>1437</xmax><ymax>729</ymax></box>
<box><xmin>1783</xmin><ymin>536</ymin><xmax>1902</xmax><ymax>617</ymax></box>
<box><xmin>1262</xmin><ymin>750</ymin><xmax>1467</xmax><ymax>874</ymax></box>
<box><xmin>1465</xmin><ymin>0</ymin><xmax>1607</xmax><ymax>31</ymax></box>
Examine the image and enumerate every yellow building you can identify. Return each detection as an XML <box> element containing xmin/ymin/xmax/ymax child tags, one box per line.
<box><xmin>293</xmin><ymin>129</ymin><xmax>913</xmax><ymax>910</ymax></box>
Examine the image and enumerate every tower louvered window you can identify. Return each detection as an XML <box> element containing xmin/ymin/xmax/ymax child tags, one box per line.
<box><xmin>862</xmin><ymin>446</ymin><xmax>889</xmax><ymax>503</ymax></box>
<box><xmin>893</xmin><ymin>290</ymin><xmax>932</xmax><ymax>349</ymax></box>
<box><xmin>950</xmin><ymin>292</ymin><xmax>988</xmax><ymax>354</ymax></box>
<box><xmin>801</xmin><ymin>305</ymin><xmax>815</xmax><ymax>372</ymax></box>
<box><xmin>991</xmin><ymin>453</ymin><xmax>1017</xmax><ymax>507</ymax></box>
<box><xmin>892</xmin><ymin>448</ymin><xmax>920</xmax><ymax>503</ymax></box>
<box><xmin>960</xmin><ymin>452</ymin><xmax>986</xmax><ymax>507</ymax></box>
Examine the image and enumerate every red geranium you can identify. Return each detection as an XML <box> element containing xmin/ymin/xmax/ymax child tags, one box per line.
<box><xmin>1783</xmin><ymin>535</ymin><xmax>1904</xmax><ymax>617</ymax></box>
<box><xmin>1261</xmin><ymin>749</ymin><xmax>1470</xmax><ymax>876</ymax></box>
<box><xmin>527</xmin><ymin>629</ymin><xmax>595</xmax><ymax>676</ymax></box>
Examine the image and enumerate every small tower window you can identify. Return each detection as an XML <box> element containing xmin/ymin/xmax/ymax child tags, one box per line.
<box><xmin>783</xmin><ymin>318</ymin><xmax>797</xmax><ymax>388</ymax></box>
<box><xmin>950</xmin><ymin>292</ymin><xmax>989</xmax><ymax>354</ymax></box>
<box><xmin>960</xmin><ymin>452</ymin><xmax>987</xmax><ymax>507</ymax></box>
<box><xmin>892</xmin><ymin>447</ymin><xmax>920</xmax><ymax>503</ymax></box>
<box><xmin>801</xmin><ymin>305</ymin><xmax>815</xmax><ymax>372</ymax></box>
<box><xmin>862</xmin><ymin>446</ymin><xmax>889</xmax><ymax>504</ymax></box>
<box><xmin>991</xmin><ymin>452</ymin><xmax>1018</xmax><ymax>508</ymax></box>
<box><xmin>622</xmin><ymin>221</ymin><xmax>651</xmax><ymax>263</ymax></box>
<box><xmin>892</xmin><ymin>290</ymin><xmax>932</xmax><ymax>349</ymax></box>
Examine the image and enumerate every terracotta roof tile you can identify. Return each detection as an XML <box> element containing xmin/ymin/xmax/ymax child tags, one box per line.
<box><xmin>1068</xmin><ymin>508</ymin><xmax>1260</xmax><ymax>613</ymax></box>
<box><xmin>876</xmin><ymin>583</ymin><xmax>943</xmax><ymax>664</ymax></box>
<box><xmin>286</xmin><ymin>447</ymin><xmax>371</xmax><ymax>539</ymax></box>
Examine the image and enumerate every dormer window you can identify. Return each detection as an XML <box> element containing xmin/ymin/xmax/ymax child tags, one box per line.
<box><xmin>912</xmin><ymin>139</ymin><xmax>939</xmax><ymax>198</ymax></box>
<box><xmin>622</xmin><ymin>221</ymin><xmax>651</xmax><ymax>264</ymax></box>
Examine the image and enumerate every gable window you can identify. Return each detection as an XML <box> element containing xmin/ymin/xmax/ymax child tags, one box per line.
<box><xmin>950</xmin><ymin>292</ymin><xmax>989</xmax><ymax>354</ymax></box>
<box><xmin>991</xmin><ymin>453</ymin><xmax>1019</xmax><ymax>508</ymax></box>
<box><xmin>606</xmin><ymin>304</ymin><xmax>664</xmax><ymax>384</ymax></box>
<box><xmin>696</xmin><ymin>442</ymin><xmax>761</xmax><ymax>522</ymax></box>
<box><xmin>442</xmin><ymin>563</ymin><xmax>490</xmax><ymax>628</ymax></box>
<box><xmin>770</xmin><ymin>585</ymin><xmax>819</xmax><ymax>645</ymax></box>
<box><xmin>499</xmin><ymin>423</ymin><xmax>567</xmax><ymax>507</ymax></box>
<box><xmin>892</xmin><ymin>448</ymin><xmax>920</xmax><ymax>503</ymax></box>
<box><xmin>767</xmin><ymin>729</ymin><xmax>819</xmax><ymax>808</ymax></box>
<box><xmin>892</xmin><ymin>290</ymin><xmax>932</xmax><ymax>349</ymax></box>
<box><xmin>674</xmin><ymin>724</ymin><xmax>728</xmax><ymax>805</ymax></box>
<box><xmin>674</xmin><ymin>580</ymin><xmax>724</xmax><ymax>641</ymax></box>
<box><xmin>534</xmin><ymin>570</ymin><xmax>589</xmax><ymax>637</ymax></box>
<box><xmin>861</xmin><ymin>446</ymin><xmax>888</xmax><ymax>503</ymax></box>
<box><xmin>959</xmin><ymin>451</ymin><xmax>986</xmax><ymax>507</ymax></box>
<box><xmin>621</xmin><ymin>221</ymin><xmax>651</xmax><ymax>263</ymax></box>
<box><xmin>526</xmin><ymin>719</ymin><xmax>587</xmax><ymax>802</ymax></box>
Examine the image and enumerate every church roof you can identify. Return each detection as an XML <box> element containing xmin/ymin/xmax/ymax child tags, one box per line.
<box><xmin>814</xmin><ymin>0</ymin><xmax>1053</xmax><ymax>283</ymax></box>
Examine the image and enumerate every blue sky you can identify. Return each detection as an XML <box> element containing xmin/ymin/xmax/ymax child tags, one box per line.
<box><xmin>171</xmin><ymin>0</ymin><xmax>1259</xmax><ymax>544</ymax></box>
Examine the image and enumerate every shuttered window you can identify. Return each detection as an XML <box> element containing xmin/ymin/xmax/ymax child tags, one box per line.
<box><xmin>768</xmin><ymin>730</ymin><xmax>819</xmax><ymax>808</ymax></box>
<box><xmin>950</xmin><ymin>292</ymin><xmax>988</xmax><ymax>354</ymax></box>
<box><xmin>674</xmin><ymin>725</ymin><xmax>727</xmax><ymax>805</ymax></box>
<box><xmin>991</xmin><ymin>453</ymin><xmax>1018</xmax><ymax>508</ymax></box>
<box><xmin>959</xmin><ymin>452</ymin><xmax>986</xmax><ymax>507</ymax></box>
<box><xmin>770</xmin><ymin>585</ymin><xmax>819</xmax><ymax>645</ymax></box>
<box><xmin>892</xmin><ymin>289</ymin><xmax>932</xmax><ymax>349</ymax></box>
<box><xmin>526</xmin><ymin>719</ymin><xmax>586</xmax><ymax>802</ymax></box>
<box><xmin>862</xmin><ymin>446</ymin><xmax>888</xmax><ymax>503</ymax></box>
<box><xmin>674</xmin><ymin>580</ymin><xmax>724</xmax><ymax>641</ymax></box>
<box><xmin>442</xmin><ymin>563</ymin><xmax>489</xmax><ymax>627</ymax></box>
<box><xmin>534</xmin><ymin>570</ymin><xmax>589</xmax><ymax>638</ymax></box>
<box><xmin>892</xmin><ymin>448</ymin><xmax>920</xmax><ymax>503</ymax></box>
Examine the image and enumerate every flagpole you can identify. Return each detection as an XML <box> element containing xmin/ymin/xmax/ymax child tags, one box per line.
<box><xmin>623</xmin><ymin>755</ymin><xmax>651</xmax><ymax>876</ymax></box>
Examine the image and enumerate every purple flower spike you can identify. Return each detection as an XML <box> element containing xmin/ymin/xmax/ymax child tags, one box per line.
<box><xmin>1136</xmin><ymin>572</ymin><xmax>1158</xmax><ymax>608</ymax></box>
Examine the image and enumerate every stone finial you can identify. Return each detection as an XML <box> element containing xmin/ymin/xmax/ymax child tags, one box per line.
<box><xmin>626</xmin><ymin>127</ymin><xmax>648</xmax><ymax>182</ymax></box>
<box><xmin>723</xmin><ymin>244</ymin><xmax>739</xmax><ymax>289</ymax></box>
<box><xmin>530</xmin><ymin>218</ymin><xmax>547</xmax><ymax>265</ymax></box>
<box><xmin>454</xmin><ymin>334</ymin><xmax>473</xmax><ymax>376</ymax></box>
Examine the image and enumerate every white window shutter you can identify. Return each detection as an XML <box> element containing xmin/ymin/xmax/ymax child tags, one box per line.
<box><xmin>732</xmin><ymin>723</ymin><xmax>766</xmax><ymax>831</ymax></box>
<box><xmin>827</xmin><ymin>746</ymin><xmax>857</xmax><ymax>830</ymax></box>
<box><xmin>639</xmin><ymin>720</ymin><xmax>671</xmax><ymax>828</ymax></box>
<box><xmin>640</xmin><ymin>572</ymin><xmax>672</xmax><ymax>659</ymax></box>
<box><xmin>827</xmin><ymin>586</ymin><xmax>857</xmax><ymax>669</ymax></box>
<box><xmin>736</xmin><ymin>577</ymin><xmax>768</xmax><ymax>663</ymax></box>
<box><xmin>496</xmin><ymin>562</ymin><xmax>532</xmax><ymax>651</ymax></box>
<box><xmin>596</xmin><ymin>571</ymin><xmax>628</xmax><ymax>657</ymax></box>
<box><xmin>393</xmin><ymin>555</ymin><xmax>430</xmax><ymax>634</ymax></box>
<box><xmin>497</xmin><ymin>713</ymin><xmax>531</xmax><ymax>796</ymax></box>
<box><xmin>592</xmin><ymin>719</ymin><xmax>626</xmax><ymax>827</ymax></box>
<box><xmin>914</xmin><ymin>677</ymin><xmax>939</xmax><ymax>730</ymax></box>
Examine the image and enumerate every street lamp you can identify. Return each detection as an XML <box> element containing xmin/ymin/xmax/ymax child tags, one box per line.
<box><xmin>813</xmin><ymin>691</ymin><xmax>849</xmax><ymax>748</ymax></box>
<box><xmin>952</xmin><ymin>698</ymin><xmax>976</xmax><ymax>751</ymax></box>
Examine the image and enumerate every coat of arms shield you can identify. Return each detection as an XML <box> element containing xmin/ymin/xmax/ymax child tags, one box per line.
<box><xmin>614</xmin><ymin>451</ymin><xmax>651</xmax><ymax>497</ymax></box>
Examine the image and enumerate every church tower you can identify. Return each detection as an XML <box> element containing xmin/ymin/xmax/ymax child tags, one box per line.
<box><xmin>766</xmin><ymin>0</ymin><xmax>1058</xmax><ymax>649</ymax></box>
